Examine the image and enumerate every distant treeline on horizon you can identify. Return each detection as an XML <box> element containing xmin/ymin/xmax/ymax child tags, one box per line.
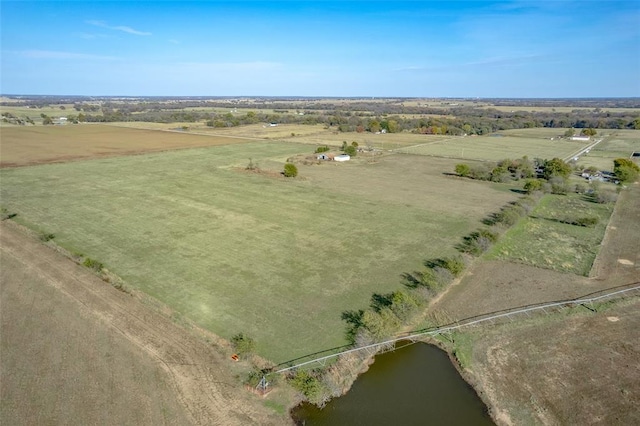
<box><xmin>2</xmin><ymin>95</ymin><xmax>639</xmax><ymax>135</ymax></box>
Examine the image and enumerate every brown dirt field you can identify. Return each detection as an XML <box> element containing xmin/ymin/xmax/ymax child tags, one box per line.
<box><xmin>0</xmin><ymin>124</ymin><xmax>254</xmax><ymax>167</ymax></box>
<box><xmin>0</xmin><ymin>222</ymin><xmax>291</xmax><ymax>425</ymax></box>
<box><xmin>431</xmin><ymin>182</ymin><xmax>640</xmax><ymax>425</ymax></box>
<box><xmin>431</xmin><ymin>261</ymin><xmax>596</xmax><ymax>321</ymax></box>
<box><xmin>467</xmin><ymin>298</ymin><xmax>639</xmax><ymax>425</ymax></box>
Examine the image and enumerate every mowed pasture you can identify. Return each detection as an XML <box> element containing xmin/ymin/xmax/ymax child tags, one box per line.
<box><xmin>0</xmin><ymin>124</ymin><xmax>254</xmax><ymax>167</ymax></box>
<box><xmin>487</xmin><ymin>194</ymin><xmax>613</xmax><ymax>276</ymax></box>
<box><xmin>398</xmin><ymin>129</ymin><xmax>592</xmax><ymax>161</ymax></box>
<box><xmin>0</xmin><ymin>142</ymin><xmax>517</xmax><ymax>362</ymax></box>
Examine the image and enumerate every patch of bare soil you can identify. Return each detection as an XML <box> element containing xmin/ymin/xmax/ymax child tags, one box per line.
<box><xmin>432</xmin><ymin>183</ymin><xmax>640</xmax><ymax>425</ymax></box>
<box><xmin>468</xmin><ymin>299</ymin><xmax>640</xmax><ymax>425</ymax></box>
<box><xmin>0</xmin><ymin>222</ymin><xmax>290</xmax><ymax>425</ymax></box>
<box><xmin>431</xmin><ymin>261</ymin><xmax>597</xmax><ymax>321</ymax></box>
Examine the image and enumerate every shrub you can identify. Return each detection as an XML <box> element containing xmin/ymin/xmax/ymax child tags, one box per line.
<box><xmin>496</xmin><ymin>206</ymin><xmax>524</xmax><ymax>226</ymax></box>
<box><xmin>83</xmin><ymin>257</ymin><xmax>103</xmax><ymax>272</ymax></box>
<box><xmin>344</xmin><ymin>145</ymin><xmax>357</xmax><ymax>157</ymax></box>
<box><xmin>283</xmin><ymin>163</ymin><xmax>298</xmax><ymax>177</ymax></box>
<box><xmin>389</xmin><ymin>290</ymin><xmax>421</xmax><ymax>321</ymax></box>
<box><xmin>573</xmin><ymin>216</ymin><xmax>599</xmax><ymax>227</ymax></box>
<box><xmin>458</xmin><ymin>229</ymin><xmax>499</xmax><ymax>255</ymax></box>
<box><xmin>360</xmin><ymin>308</ymin><xmax>400</xmax><ymax>341</ymax></box>
<box><xmin>549</xmin><ymin>177</ymin><xmax>570</xmax><ymax>195</ymax></box>
<box><xmin>455</xmin><ymin>164</ymin><xmax>470</xmax><ymax>177</ymax></box>
<box><xmin>246</xmin><ymin>158</ymin><xmax>258</xmax><ymax>170</ymax></box>
<box><xmin>231</xmin><ymin>332</ymin><xmax>256</xmax><ymax>356</ymax></box>
<box><xmin>315</xmin><ymin>145</ymin><xmax>330</xmax><ymax>153</ymax></box>
<box><xmin>426</xmin><ymin>256</ymin><xmax>466</xmax><ymax>277</ymax></box>
<box><xmin>288</xmin><ymin>370</ymin><xmax>327</xmax><ymax>405</ymax></box>
<box><xmin>594</xmin><ymin>189</ymin><xmax>618</xmax><ymax>204</ymax></box>
<box><xmin>523</xmin><ymin>179</ymin><xmax>544</xmax><ymax>194</ymax></box>
<box><xmin>467</xmin><ymin>163</ymin><xmax>492</xmax><ymax>180</ymax></box>
<box><xmin>574</xmin><ymin>182</ymin><xmax>588</xmax><ymax>194</ymax></box>
<box><xmin>514</xmin><ymin>196</ymin><xmax>537</xmax><ymax>214</ymax></box>
<box><xmin>490</xmin><ymin>166</ymin><xmax>511</xmax><ymax>183</ymax></box>
<box><xmin>432</xmin><ymin>266</ymin><xmax>454</xmax><ymax>286</ymax></box>
<box><xmin>39</xmin><ymin>232</ymin><xmax>55</xmax><ymax>242</ymax></box>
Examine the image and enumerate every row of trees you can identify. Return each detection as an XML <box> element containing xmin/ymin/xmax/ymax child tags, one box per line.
<box><xmin>455</xmin><ymin>156</ymin><xmax>539</xmax><ymax>182</ymax></box>
<box><xmin>60</xmin><ymin>106</ymin><xmax>640</xmax><ymax>135</ymax></box>
<box><xmin>287</xmin><ymin>254</ymin><xmax>467</xmax><ymax>405</ymax></box>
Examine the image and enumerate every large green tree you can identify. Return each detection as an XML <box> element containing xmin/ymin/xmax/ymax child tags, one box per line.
<box><xmin>543</xmin><ymin>158</ymin><xmax>572</xmax><ymax>179</ymax></box>
<box><xmin>613</xmin><ymin>158</ymin><xmax>640</xmax><ymax>183</ymax></box>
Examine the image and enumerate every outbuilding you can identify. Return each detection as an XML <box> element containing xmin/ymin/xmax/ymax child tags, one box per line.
<box><xmin>334</xmin><ymin>154</ymin><xmax>350</xmax><ymax>162</ymax></box>
<box><xmin>316</xmin><ymin>153</ymin><xmax>334</xmax><ymax>161</ymax></box>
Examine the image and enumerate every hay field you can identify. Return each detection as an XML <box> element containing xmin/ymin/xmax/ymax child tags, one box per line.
<box><xmin>0</xmin><ymin>124</ymin><xmax>254</xmax><ymax>167</ymax></box>
<box><xmin>0</xmin><ymin>142</ymin><xmax>517</xmax><ymax>362</ymax></box>
<box><xmin>399</xmin><ymin>130</ymin><xmax>591</xmax><ymax>161</ymax></box>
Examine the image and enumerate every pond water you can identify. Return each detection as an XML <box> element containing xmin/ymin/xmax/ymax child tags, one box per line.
<box><xmin>291</xmin><ymin>343</ymin><xmax>495</xmax><ymax>426</ymax></box>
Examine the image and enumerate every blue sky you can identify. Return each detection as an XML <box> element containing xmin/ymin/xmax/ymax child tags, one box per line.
<box><xmin>2</xmin><ymin>1</ymin><xmax>639</xmax><ymax>97</ymax></box>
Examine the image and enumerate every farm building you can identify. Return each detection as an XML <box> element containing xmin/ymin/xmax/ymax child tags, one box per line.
<box><xmin>316</xmin><ymin>153</ymin><xmax>334</xmax><ymax>161</ymax></box>
<box><xmin>334</xmin><ymin>154</ymin><xmax>350</xmax><ymax>162</ymax></box>
<box><xmin>571</xmin><ymin>135</ymin><xmax>590</xmax><ymax>141</ymax></box>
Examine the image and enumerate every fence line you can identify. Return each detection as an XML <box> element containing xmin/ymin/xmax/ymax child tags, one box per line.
<box><xmin>270</xmin><ymin>284</ymin><xmax>640</xmax><ymax>375</ymax></box>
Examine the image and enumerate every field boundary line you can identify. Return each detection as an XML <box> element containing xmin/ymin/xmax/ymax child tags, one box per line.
<box><xmin>270</xmin><ymin>283</ymin><xmax>640</xmax><ymax>375</ymax></box>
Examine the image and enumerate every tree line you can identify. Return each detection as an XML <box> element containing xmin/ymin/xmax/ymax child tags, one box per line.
<box><xmin>4</xmin><ymin>96</ymin><xmax>638</xmax><ymax>134</ymax></box>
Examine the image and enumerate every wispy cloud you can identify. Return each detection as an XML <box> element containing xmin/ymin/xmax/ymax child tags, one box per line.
<box><xmin>21</xmin><ymin>50</ymin><xmax>121</xmax><ymax>60</ymax></box>
<box><xmin>169</xmin><ymin>39</ymin><xmax>180</xmax><ymax>45</ymax></box>
<box><xmin>86</xmin><ymin>20</ymin><xmax>151</xmax><ymax>36</ymax></box>
<box><xmin>176</xmin><ymin>61</ymin><xmax>282</xmax><ymax>72</ymax></box>
<box><xmin>76</xmin><ymin>32</ymin><xmax>110</xmax><ymax>40</ymax></box>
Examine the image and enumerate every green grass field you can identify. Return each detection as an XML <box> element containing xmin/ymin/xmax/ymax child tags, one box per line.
<box><xmin>398</xmin><ymin>130</ymin><xmax>591</xmax><ymax>161</ymax></box>
<box><xmin>0</xmin><ymin>143</ymin><xmax>517</xmax><ymax>362</ymax></box>
<box><xmin>1</xmin><ymin>104</ymin><xmax>82</xmax><ymax>125</ymax></box>
<box><xmin>577</xmin><ymin>129</ymin><xmax>640</xmax><ymax>171</ymax></box>
<box><xmin>487</xmin><ymin>194</ymin><xmax>613</xmax><ymax>275</ymax></box>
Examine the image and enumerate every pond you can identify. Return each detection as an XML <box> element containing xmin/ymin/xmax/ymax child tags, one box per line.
<box><xmin>291</xmin><ymin>343</ymin><xmax>494</xmax><ymax>426</ymax></box>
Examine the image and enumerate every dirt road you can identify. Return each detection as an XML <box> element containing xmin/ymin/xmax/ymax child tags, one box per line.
<box><xmin>0</xmin><ymin>222</ymin><xmax>288</xmax><ymax>425</ymax></box>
